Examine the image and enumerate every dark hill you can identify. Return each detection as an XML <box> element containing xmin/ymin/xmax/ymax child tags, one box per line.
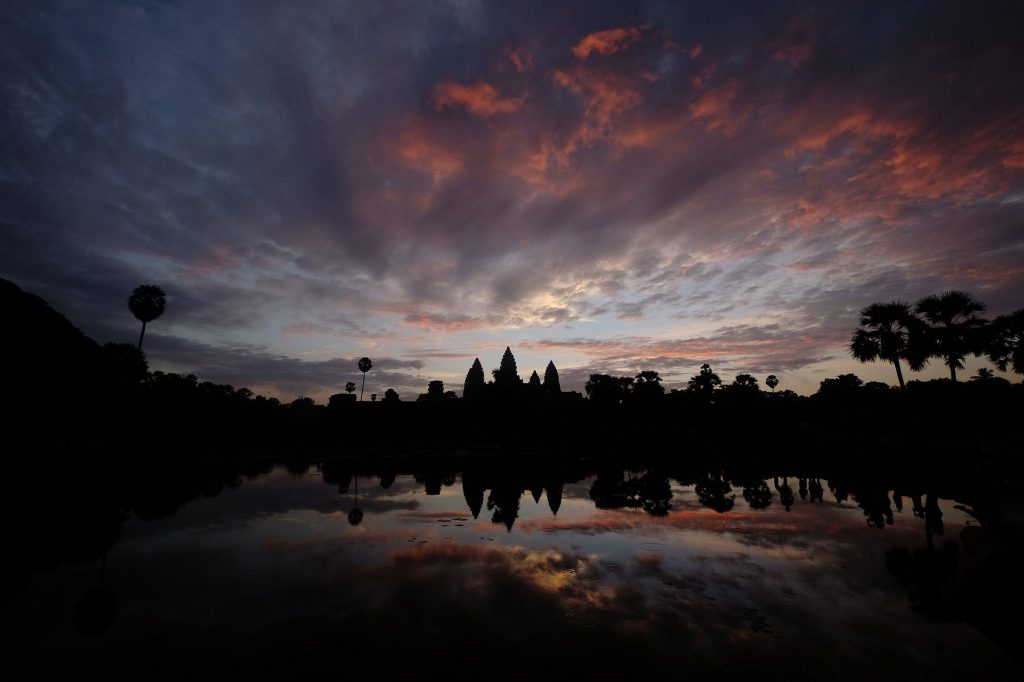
<box><xmin>2</xmin><ymin>277</ymin><xmax>104</xmax><ymax>400</ymax></box>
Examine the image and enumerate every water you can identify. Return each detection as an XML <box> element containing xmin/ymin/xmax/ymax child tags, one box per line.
<box><xmin>4</xmin><ymin>463</ymin><xmax>1017</xmax><ymax>679</ymax></box>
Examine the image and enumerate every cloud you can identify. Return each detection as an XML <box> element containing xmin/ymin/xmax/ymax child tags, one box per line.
<box><xmin>572</xmin><ymin>26</ymin><xmax>647</xmax><ymax>59</ymax></box>
<box><xmin>506</xmin><ymin>46</ymin><xmax>533</xmax><ymax>72</ymax></box>
<box><xmin>402</xmin><ymin>311</ymin><xmax>487</xmax><ymax>331</ymax></box>
<box><xmin>148</xmin><ymin>333</ymin><xmax>427</xmax><ymax>401</ymax></box>
<box><xmin>432</xmin><ymin>80</ymin><xmax>525</xmax><ymax>116</ymax></box>
<box><xmin>2</xmin><ymin>1</ymin><xmax>1023</xmax><ymax>398</ymax></box>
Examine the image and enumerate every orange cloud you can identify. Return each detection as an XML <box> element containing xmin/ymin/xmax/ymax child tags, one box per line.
<box><xmin>613</xmin><ymin>115</ymin><xmax>689</xmax><ymax>149</ymax></box>
<box><xmin>553</xmin><ymin>67</ymin><xmax>643</xmax><ymax>127</ymax></box>
<box><xmin>432</xmin><ymin>80</ymin><xmax>525</xmax><ymax>116</ymax></box>
<box><xmin>689</xmin><ymin>79</ymin><xmax>739</xmax><ymax>119</ymax></box>
<box><xmin>394</xmin><ymin>123</ymin><xmax>464</xmax><ymax>184</ymax></box>
<box><xmin>689</xmin><ymin>79</ymin><xmax>747</xmax><ymax>135</ymax></box>
<box><xmin>391</xmin><ymin>543</ymin><xmax>496</xmax><ymax>566</ymax></box>
<box><xmin>572</xmin><ymin>26</ymin><xmax>646</xmax><ymax>59</ymax></box>
<box><xmin>1004</xmin><ymin>138</ymin><xmax>1024</xmax><ymax>169</ymax></box>
<box><xmin>402</xmin><ymin>312</ymin><xmax>486</xmax><ymax>331</ymax></box>
<box><xmin>507</xmin><ymin>47</ymin><xmax>533</xmax><ymax>72</ymax></box>
<box><xmin>519</xmin><ymin>329</ymin><xmax>842</xmax><ymax>371</ymax></box>
<box><xmin>777</xmin><ymin>102</ymin><xmax>1024</xmax><ymax>209</ymax></box>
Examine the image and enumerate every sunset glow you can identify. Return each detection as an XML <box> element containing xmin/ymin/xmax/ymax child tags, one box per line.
<box><xmin>3</xmin><ymin>1</ymin><xmax>1022</xmax><ymax>400</ymax></box>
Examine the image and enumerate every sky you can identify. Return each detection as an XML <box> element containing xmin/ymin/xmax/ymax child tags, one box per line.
<box><xmin>2</xmin><ymin>0</ymin><xmax>1023</xmax><ymax>401</ymax></box>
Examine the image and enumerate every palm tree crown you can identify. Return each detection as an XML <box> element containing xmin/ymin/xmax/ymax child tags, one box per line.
<box><xmin>986</xmin><ymin>309</ymin><xmax>1024</xmax><ymax>375</ymax></box>
<box><xmin>913</xmin><ymin>290</ymin><xmax>987</xmax><ymax>381</ymax></box>
<box><xmin>849</xmin><ymin>301</ymin><xmax>918</xmax><ymax>389</ymax></box>
<box><xmin>128</xmin><ymin>285</ymin><xmax>166</xmax><ymax>350</ymax></box>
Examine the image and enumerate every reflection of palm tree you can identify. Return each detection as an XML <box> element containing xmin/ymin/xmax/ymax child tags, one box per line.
<box><xmin>914</xmin><ymin>290</ymin><xmax>987</xmax><ymax>381</ymax></box>
<box><xmin>808</xmin><ymin>478</ymin><xmax>823</xmax><ymax>503</ymax></box>
<box><xmin>348</xmin><ymin>475</ymin><xmax>363</xmax><ymax>526</ymax></box>
<box><xmin>128</xmin><ymin>284</ymin><xmax>166</xmax><ymax>350</ymax></box>
<box><xmin>590</xmin><ymin>470</ymin><xmax>629</xmax><ymax>509</ymax></box>
<box><xmin>696</xmin><ymin>473</ymin><xmax>734</xmax><ymax>513</ymax></box>
<box><xmin>857</xmin><ymin>488</ymin><xmax>894</xmax><ymax>529</ymax></box>
<box><xmin>911</xmin><ymin>494</ymin><xmax>926</xmax><ymax>518</ymax></box>
<box><xmin>72</xmin><ymin>506</ymin><xmax>126</xmax><ymax>636</ymax></box>
<box><xmin>849</xmin><ymin>301</ymin><xmax>919</xmax><ymax>389</ymax></box>
<box><xmin>357</xmin><ymin>357</ymin><xmax>372</xmax><ymax>400</ymax></box>
<box><xmin>742</xmin><ymin>480</ymin><xmax>773</xmax><ymax>509</ymax></box>
<box><xmin>773</xmin><ymin>477</ymin><xmax>795</xmax><ymax>511</ymax></box>
<box><xmin>638</xmin><ymin>471</ymin><xmax>673</xmax><ymax>516</ymax></box>
<box><xmin>924</xmin><ymin>493</ymin><xmax>944</xmax><ymax>552</ymax></box>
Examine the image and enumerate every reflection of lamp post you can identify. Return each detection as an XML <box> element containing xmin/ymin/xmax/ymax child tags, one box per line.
<box><xmin>348</xmin><ymin>474</ymin><xmax>363</xmax><ymax>526</ymax></box>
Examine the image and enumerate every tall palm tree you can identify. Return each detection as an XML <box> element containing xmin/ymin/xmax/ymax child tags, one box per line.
<box><xmin>914</xmin><ymin>290</ymin><xmax>987</xmax><ymax>381</ymax></box>
<box><xmin>986</xmin><ymin>309</ymin><xmax>1024</xmax><ymax>375</ymax></box>
<box><xmin>765</xmin><ymin>375</ymin><xmax>779</xmax><ymax>392</ymax></box>
<box><xmin>849</xmin><ymin>301</ymin><xmax>919</xmax><ymax>389</ymax></box>
<box><xmin>128</xmin><ymin>285</ymin><xmax>166</xmax><ymax>350</ymax></box>
<box><xmin>357</xmin><ymin>357</ymin><xmax>372</xmax><ymax>400</ymax></box>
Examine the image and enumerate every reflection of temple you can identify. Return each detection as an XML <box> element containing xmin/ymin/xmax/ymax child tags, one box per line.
<box><xmin>458</xmin><ymin>471</ymin><xmax>569</xmax><ymax>529</ymax></box>
<box><xmin>463</xmin><ymin>473</ymin><xmax>484</xmax><ymax>519</ymax></box>
<box><xmin>320</xmin><ymin>466</ymin><xmax>986</xmax><ymax>552</ymax></box>
<box><xmin>546</xmin><ymin>481</ymin><xmax>563</xmax><ymax>516</ymax></box>
<box><xmin>487</xmin><ymin>485</ymin><xmax>521</xmax><ymax>532</ymax></box>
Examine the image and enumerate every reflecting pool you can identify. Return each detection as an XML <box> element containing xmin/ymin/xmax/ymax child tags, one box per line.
<box><xmin>4</xmin><ymin>462</ymin><xmax>1017</xmax><ymax>679</ymax></box>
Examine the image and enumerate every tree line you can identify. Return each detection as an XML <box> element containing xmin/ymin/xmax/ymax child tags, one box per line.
<box><xmin>851</xmin><ymin>290</ymin><xmax>1023</xmax><ymax>387</ymax></box>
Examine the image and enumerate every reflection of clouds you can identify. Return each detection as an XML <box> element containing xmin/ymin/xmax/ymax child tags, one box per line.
<box><xmin>337</xmin><ymin>498</ymin><xmax>420</xmax><ymax>514</ymax></box>
<box><xmin>365</xmin><ymin>530</ymin><xmax>996</xmax><ymax>676</ymax></box>
<box><xmin>397</xmin><ymin>510</ymin><xmax>477</xmax><ymax>523</ymax></box>
<box><xmin>15</xmin><ymin>464</ymin><xmax>1013</xmax><ymax>679</ymax></box>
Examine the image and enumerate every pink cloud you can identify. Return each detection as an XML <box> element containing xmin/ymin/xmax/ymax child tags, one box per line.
<box><xmin>507</xmin><ymin>46</ymin><xmax>533</xmax><ymax>73</ymax></box>
<box><xmin>432</xmin><ymin>80</ymin><xmax>525</xmax><ymax>116</ymax></box>
<box><xmin>689</xmin><ymin>79</ymin><xmax>748</xmax><ymax>135</ymax></box>
<box><xmin>572</xmin><ymin>26</ymin><xmax>647</xmax><ymax>59</ymax></box>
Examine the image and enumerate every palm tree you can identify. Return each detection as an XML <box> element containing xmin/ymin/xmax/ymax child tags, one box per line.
<box><xmin>687</xmin><ymin>363</ymin><xmax>721</xmax><ymax>398</ymax></box>
<box><xmin>986</xmin><ymin>309</ymin><xmax>1024</xmax><ymax>375</ymax></box>
<box><xmin>914</xmin><ymin>290</ymin><xmax>987</xmax><ymax>381</ymax></box>
<box><xmin>765</xmin><ymin>375</ymin><xmax>779</xmax><ymax>392</ymax></box>
<box><xmin>357</xmin><ymin>357</ymin><xmax>372</xmax><ymax>400</ymax></box>
<box><xmin>849</xmin><ymin>301</ymin><xmax>919</xmax><ymax>389</ymax></box>
<box><xmin>971</xmin><ymin>367</ymin><xmax>995</xmax><ymax>381</ymax></box>
<box><xmin>128</xmin><ymin>285</ymin><xmax>166</xmax><ymax>350</ymax></box>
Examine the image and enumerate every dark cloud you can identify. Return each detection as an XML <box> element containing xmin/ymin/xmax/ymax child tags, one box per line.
<box><xmin>148</xmin><ymin>333</ymin><xmax>427</xmax><ymax>400</ymax></box>
<box><xmin>2</xmin><ymin>0</ymin><xmax>1022</xmax><ymax>398</ymax></box>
